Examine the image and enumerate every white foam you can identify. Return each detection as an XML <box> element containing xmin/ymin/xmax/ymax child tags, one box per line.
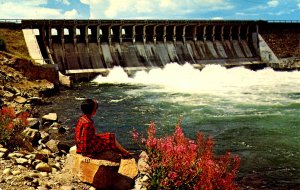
<box><xmin>92</xmin><ymin>63</ymin><xmax>300</xmax><ymax>96</ymax></box>
<box><xmin>91</xmin><ymin>63</ymin><xmax>300</xmax><ymax>107</ymax></box>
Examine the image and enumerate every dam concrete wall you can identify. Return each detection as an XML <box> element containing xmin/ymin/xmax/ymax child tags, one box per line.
<box><xmin>20</xmin><ymin>19</ymin><xmax>299</xmax><ymax>75</ymax></box>
<box><xmin>21</xmin><ymin>20</ymin><xmax>262</xmax><ymax>74</ymax></box>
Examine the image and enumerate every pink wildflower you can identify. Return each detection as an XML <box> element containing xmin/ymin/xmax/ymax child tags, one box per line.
<box><xmin>168</xmin><ymin>171</ymin><xmax>178</xmax><ymax>180</ymax></box>
<box><xmin>130</xmin><ymin>128</ymin><xmax>139</xmax><ymax>141</ymax></box>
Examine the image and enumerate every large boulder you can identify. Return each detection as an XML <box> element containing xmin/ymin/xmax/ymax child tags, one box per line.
<box><xmin>66</xmin><ymin>147</ymin><xmax>138</xmax><ymax>190</ymax></box>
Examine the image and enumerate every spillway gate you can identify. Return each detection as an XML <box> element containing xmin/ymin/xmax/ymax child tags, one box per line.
<box><xmin>21</xmin><ymin>20</ymin><xmax>262</xmax><ymax>75</ymax></box>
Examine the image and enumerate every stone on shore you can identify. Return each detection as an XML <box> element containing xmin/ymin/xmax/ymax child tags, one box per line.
<box><xmin>14</xmin><ymin>96</ymin><xmax>27</xmax><ymax>104</ymax></box>
<box><xmin>66</xmin><ymin>148</ymin><xmax>138</xmax><ymax>190</ymax></box>
<box><xmin>45</xmin><ymin>139</ymin><xmax>59</xmax><ymax>153</ymax></box>
<box><xmin>22</xmin><ymin>128</ymin><xmax>41</xmax><ymax>146</ymax></box>
<box><xmin>118</xmin><ymin>158</ymin><xmax>138</xmax><ymax>179</ymax></box>
<box><xmin>35</xmin><ymin>162</ymin><xmax>52</xmax><ymax>173</ymax></box>
<box><xmin>137</xmin><ymin>151</ymin><xmax>149</xmax><ymax>175</ymax></box>
<box><xmin>42</xmin><ymin>113</ymin><xmax>57</xmax><ymax>122</ymax></box>
<box><xmin>27</xmin><ymin>118</ymin><xmax>40</xmax><ymax>130</ymax></box>
<box><xmin>0</xmin><ymin>148</ymin><xmax>8</xmax><ymax>154</ymax></box>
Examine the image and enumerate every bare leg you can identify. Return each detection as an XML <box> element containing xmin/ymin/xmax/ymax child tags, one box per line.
<box><xmin>115</xmin><ymin>139</ymin><xmax>130</xmax><ymax>155</ymax></box>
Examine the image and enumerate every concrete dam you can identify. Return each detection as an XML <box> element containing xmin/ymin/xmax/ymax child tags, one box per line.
<box><xmin>20</xmin><ymin>19</ymin><xmax>298</xmax><ymax>76</ymax></box>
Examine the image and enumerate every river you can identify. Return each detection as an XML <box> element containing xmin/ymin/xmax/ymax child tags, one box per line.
<box><xmin>38</xmin><ymin>63</ymin><xmax>300</xmax><ymax>189</ymax></box>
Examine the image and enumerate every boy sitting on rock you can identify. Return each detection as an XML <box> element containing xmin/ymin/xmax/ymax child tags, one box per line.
<box><xmin>75</xmin><ymin>99</ymin><xmax>130</xmax><ymax>158</ymax></box>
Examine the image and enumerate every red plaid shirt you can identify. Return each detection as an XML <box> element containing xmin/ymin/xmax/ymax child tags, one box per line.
<box><xmin>75</xmin><ymin>114</ymin><xmax>99</xmax><ymax>156</ymax></box>
<box><xmin>75</xmin><ymin>114</ymin><xmax>118</xmax><ymax>157</ymax></box>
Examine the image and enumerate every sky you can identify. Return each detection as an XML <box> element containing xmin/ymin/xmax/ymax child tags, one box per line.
<box><xmin>0</xmin><ymin>0</ymin><xmax>299</xmax><ymax>20</ymax></box>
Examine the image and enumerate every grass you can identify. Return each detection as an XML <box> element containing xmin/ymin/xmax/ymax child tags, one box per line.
<box><xmin>0</xmin><ymin>28</ymin><xmax>31</xmax><ymax>59</ymax></box>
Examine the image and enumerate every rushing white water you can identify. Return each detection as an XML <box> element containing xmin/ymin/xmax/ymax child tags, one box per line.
<box><xmin>92</xmin><ymin>63</ymin><xmax>300</xmax><ymax>105</ymax></box>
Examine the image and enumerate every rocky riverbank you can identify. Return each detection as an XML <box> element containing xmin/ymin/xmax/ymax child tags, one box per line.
<box><xmin>0</xmin><ymin>52</ymin><xmax>148</xmax><ymax>190</ymax></box>
<box><xmin>0</xmin><ymin>52</ymin><xmax>95</xmax><ymax>189</ymax></box>
<box><xmin>0</xmin><ymin>52</ymin><xmax>57</xmax><ymax>113</ymax></box>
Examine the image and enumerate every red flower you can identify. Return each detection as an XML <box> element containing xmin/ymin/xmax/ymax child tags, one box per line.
<box><xmin>1</xmin><ymin>107</ymin><xmax>16</xmax><ymax>119</ymax></box>
<box><xmin>5</xmin><ymin>122</ymin><xmax>14</xmax><ymax>130</ymax></box>
<box><xmin>137</xmin><ymin>121</ymin><xmax>240</xmax><ymax>190</ymax></box>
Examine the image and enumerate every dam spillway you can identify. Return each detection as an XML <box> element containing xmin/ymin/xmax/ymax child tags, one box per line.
<box><xmin>21</xmin><ymin>20</ymin><xmax>267</xmax><ymax>76</ymax></box>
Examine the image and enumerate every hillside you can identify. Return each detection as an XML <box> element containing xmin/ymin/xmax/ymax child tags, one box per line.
<box><xmin>0</xmin><ymin>27</ymin><xmax>30</xmax><ymax>60</ymax></box>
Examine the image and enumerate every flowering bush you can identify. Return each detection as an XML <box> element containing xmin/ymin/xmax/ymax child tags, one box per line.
<box><xmin>132</xmin><ymin>121</ymin><xmax>240</xmax><ymax>190</ymax></box>
<box><xmin>0</xmin><ymin>106</ymin><xmax>29</xmax><ymax>149</ymax></box>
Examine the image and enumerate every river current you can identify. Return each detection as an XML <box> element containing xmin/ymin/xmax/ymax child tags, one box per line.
<box><xmin>38</xmin><ymin>64</ymin><xmax>300</xmax><ymax>188</ymax></box>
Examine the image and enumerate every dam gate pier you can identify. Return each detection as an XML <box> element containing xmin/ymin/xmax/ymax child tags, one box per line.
<box><xmin>20</xmin><ymin>19</ymin><xmax>300</xmax><ymax>79</ymax></box>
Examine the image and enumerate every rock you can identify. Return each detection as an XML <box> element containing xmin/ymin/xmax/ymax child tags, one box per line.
<box><xmin>118</xmin><ymin>158</ymin><xmax>138</xmax><ymax>179</ymax></box>
<box><xmin>32</xmin><ymin>178</ymin><xmax>40</xmax><ymax>185</ymax></box>
<box><xmin>25</xmin><ymin>154</ymin><xmax>36</xmax><ymax>160</ymax></box>
<box><xmin>46</xmin><ymin>139</ymin><xmax>70</xmax><ymax>153</ymax></box>
<box><xmin>42</xmin><ymin>113</ymin><xmax>57</xmax><ymax>122</ymax></box>
<box><xmin>69</xmin><ymin>146</ymin><xmax>77</xmax><ymax>154</ymax></box>
<box><xmin>52</xmin><ymin>167</ymin><xmax>58</xmax><ymax>173</ymax></box>
<box><xmin>14</xmin><ymin>96</ymin><xmax>27</xmax><ymax>104</ymax></box>
<box><xmin>0</xmin><ymin>152</ymin><xmax>6</xmax><ymax>158</ymax></box>
<box><xmin>15</xmin><ymin>158</ymin><xmax>28</xmax><ymax>165</ymax></box>
<box><xmin>3</xmin><ymin>91</ymin><xmax>15</xmax><ymax>101</ymax></box>
<box><xmin>60</xmin><ymin>186</ymin><xmax>75</xmax><ymax>190</ymax></box>
<box><xmin>5</xmin><ymin>175</ymin><xmax>13</xmax><ymax>181</ymax></box>
<box><xmin>40</xmin><ymin>131</ymin><xmax>50</xmax><ymax>143</ymax></box>
<box><xmin>3</xmin><ymin>168</ymin><xmax>12</xmax><ymax>175</ymax></box>
<box><xmin>37</xmin><ymin>186</ymin><xmax>48</xmax><ymax>190</ymax></box>
<box><xmin>8</xmin><ymin>152</ymin><xmax>24</xmax><ymax>158</ymax></box>
<box><xmin>50</xmin><ymin>122</ymin><xmax>60</xmax><ymax>128</ymax></box>
<box><xmin>0</xmin><ymin>147</ymin><xmax>8</xmax><ymax>153</ymax></box>
<box><xmin>39</xmin><ymin>172</ymin><xmax>48</xmax><ymax>177</ymax></box>
<box><xmin>40</xmin><ymin>149</ymin><xmax>52</xmax><ymax>155</ymax></box>
<box><xmin>27</xmin><ymin>97</ymin><xmax>43</xmax><ymax>105</ymax></box>
<box><xmin>35</xmin><ymin>153</ymin><xmax>49</xmax><ymax>162</ymax></box>
<box><xmin>27</xmin><ymin>118</ymin><xmax>40</xmax><ymax>130</ymax></box>
<box><xmin>54</xmin><ymin>162</ymin><xmax>61</xmax><ymax>169</ymax></box>
<box><xmin>22</xmin><ymin>128</ymin><xmax>41</xmax><ymax>146</ymax></box>
<box><xmin>29</xmin><ymin>172</ymin><xmax>40</xmax><ymax>178</ymax></box>
<box><xmin>137</xmin><ymin>151</ymin><xmax>149</xmax><ymax>175</ymax></box>
<box><xmin>45</xmin><ymin>139</ymin><xmax>59</xmax><ymax>153</ymax></box>
<box><xmin>141</xmin><ymin>175</ymin><xmax>149</xmax><ymax>182</ymax></box>
<box><xmin>42</xmin><ymin>121</ymin><xmax>52</xmax><ymax>128</ymax></box>
<box><xmin>68</xmin><ymin>153</ymin><xmax>136</xmax><ymax>190</ymax></box>
<box><xmin>12</xmin><ymin>170</ymin><xmax>21</xmax><ymax>175</ymax></box>
<box><xmin>35</xmin><ymin>162</ymin><xmax>52</xmax><ymax>173</ymax></box>
<box><xmin>17</xmin><ymin>165</ymin><xmax>27</xmax><ymax>170</ymax></box>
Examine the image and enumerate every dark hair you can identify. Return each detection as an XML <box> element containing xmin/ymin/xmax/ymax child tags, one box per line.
<box><xmin>81</xmin><ymin>99</ymin><xmax>98</xmax><ymax>115</ymax></box>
